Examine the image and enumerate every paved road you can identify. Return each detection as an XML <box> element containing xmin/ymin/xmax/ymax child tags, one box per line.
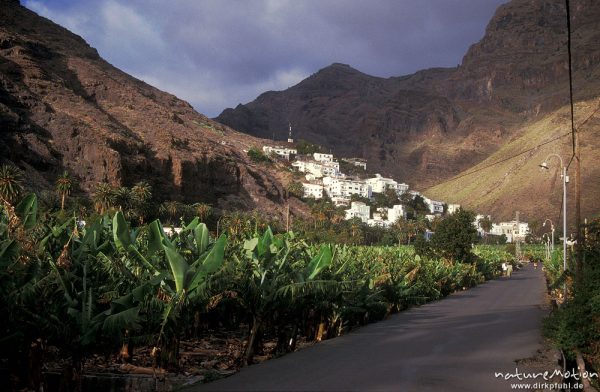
<box><xmin>191</xmin><ymin>264</ymin><xmax>547</xmax><ymax>391</ymax></box>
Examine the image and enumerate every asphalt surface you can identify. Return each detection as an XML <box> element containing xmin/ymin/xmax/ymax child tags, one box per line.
<box><xmin>190</xmin><ymin>263</ymin><xmax>547</xmax><ymax>392</ymax></box>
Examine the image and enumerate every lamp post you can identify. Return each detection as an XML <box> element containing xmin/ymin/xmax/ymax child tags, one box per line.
<box><xmin>540</xmin><ymin>154</ymin><xmax>568</xmax><ymax>300</ymax></box>
<box><xmin>543</xmin><ymin>218</ymin><xmax>555</xmax><ymax>252</ymax></box>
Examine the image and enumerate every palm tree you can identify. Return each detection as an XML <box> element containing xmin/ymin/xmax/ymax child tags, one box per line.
<box><xmin>192</xmin><ymin>202</ymin><xmax>212</xmax><ymax>222</ymax></box>
<box><xmin>55</xmin><ymin>171</ymin><xmax>74</xmax><ymax>210</ymax></box>
<box><xmin>93</xmin><ymin>182</ymin><xmax>115</xmax><ymax>214</ymax></box>
<box><xmin>131</xmin><ymin>181</ymin><xmax>152</xmax><ymax>223</ymax></box>
<box><xmin>159</xmin><ymin>201</ymin><xmax>182</xmax><ymax>225</ymax></box>
<box><xmin>0</xmin><ymin>164</ymin><xmax>23</xmax><ymax>204</ymax></box>
<box><xmin>479</xmin><ymin>215</ymin><xmax>493</xmax><ymax>243</ymax></box>
<box><xmin>131</xmin><ymin>181</ymin><xmax>152</xmax><ymax>205</ymax></box>
<box><xmin>113</xmin><ymin>187</ymin><xmax>132</xmax><ymax>212</ymax></box>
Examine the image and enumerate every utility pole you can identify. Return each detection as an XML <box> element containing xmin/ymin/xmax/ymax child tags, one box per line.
<box><xmin>565</xmin><ymin>0</ymin><xmax>583</xmax><ymax>281</ymax></box>
<box><xmin>515</xmin><ymin>211</ymin><xmax>521</xmax><ymax>259</ymax></box>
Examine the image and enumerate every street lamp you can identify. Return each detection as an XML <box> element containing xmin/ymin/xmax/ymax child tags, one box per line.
<box><xmin>540</xmin><ymin>154</ymin><xmax>568</xmax><ymax>299</ymax></box>
<box><xmin>543</xmin><ymin>218</ymin><xmax>555</xmax><ymax>252</ymax></box>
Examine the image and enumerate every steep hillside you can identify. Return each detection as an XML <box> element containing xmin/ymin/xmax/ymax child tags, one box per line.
<box><xmin>216</xmin><ymin>0</ymin><xmax>600</xmax><ymax>196</ymax></box>
<box><xmin>426</xmin><ymin>98</ymin><xmax>600</xmax><ymax>226</ymax></box>
<box><xmin>0</xmin><ymin>0</ymin><xmax>303</xmax><ymax>219</ymax></box>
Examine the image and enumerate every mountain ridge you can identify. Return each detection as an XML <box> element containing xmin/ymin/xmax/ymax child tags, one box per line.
<box><xmin>216</xmin><ymin>0</ymin><xmax>600</xmax><ymax>221</ymax></box>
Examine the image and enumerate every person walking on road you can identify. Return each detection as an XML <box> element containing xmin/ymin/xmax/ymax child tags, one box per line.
<box><xmin>506</xmin><ymin>262</ymin><xmax>513</xmax><ymax>278</ymax></box>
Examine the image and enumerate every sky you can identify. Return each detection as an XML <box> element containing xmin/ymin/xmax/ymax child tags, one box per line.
<box><xmin>24</xmin><ymin>0</ymin><xmax>507</xmax><ymax>117</ymax></box>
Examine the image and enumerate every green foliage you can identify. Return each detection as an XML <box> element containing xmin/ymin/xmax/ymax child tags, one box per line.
<box><xmin>543</xmin><ymin>218</ymin><xmax>600</xmax><ymax>369</ymax></box>
<box><xmin>430</xmin><ymin>209</ymin><xmax>478</xmax><ymax>263</ymax></box>
<box><xmin>0</xmin><ymin>191</ymin><xmax>514</xmax><ymax>384</ymax></box>
<box><xmin>371</xmin><ymin>188</ymin><xmax>400</xmax><ymax>209</ymax></box>
<box><xmin>247</xmin><ymin>147</ymin><xmax>270</xmax><ymax>163</ymax></box>
<box><xmin>287</xmin><ymin>181</ymin><xmax>304</xmax><ymax>198</ymax></box>
<box><xmin>55</xmin><ymin>171</ymin><xmax>76</xmax><ymax>210</ymax></box>
<box><xmin>295</xmin><ymin>139</ymin><xmax>325</xmax><ymax>155</ymax></box>
<box><xmin>0</xmin><ymin>164</ymin><xmax>23</xmax><ymax>204</ymax></box>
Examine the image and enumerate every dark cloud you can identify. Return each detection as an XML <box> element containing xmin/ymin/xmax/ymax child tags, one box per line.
<box><xmin>24</xmin><ymin>0</ymin><xmax>506</xmax><ymax>117</ymax></box>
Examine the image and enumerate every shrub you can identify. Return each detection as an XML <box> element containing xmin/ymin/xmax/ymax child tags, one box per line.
<box><xmin>247</xmin><ymin>148</ymin><xmax>270</xmax><ymax>163</ymax></box>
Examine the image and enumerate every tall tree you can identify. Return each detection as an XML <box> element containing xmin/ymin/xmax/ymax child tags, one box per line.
<box><xmin>430</xmin><ymin>209</ymin><xmax>478</xmax><ymax>263</ymax></box>
<box><xmin>0</xmin><ymin>164</ymin><xmax>23</xmax><ymax>204</ymax></box>
<box><xmin>131</xmin><ymin>181</ymin><xmax>152</xmax><ymax>223</ymax></box>
<box><xmin>55</xmin><ymin>171</ymin><xmax>74</xmax><ymax>210</ymax></box>
<box><xmin>93</xmin><ymin>182</ymin><xmax>115</xmax><ymax>214</ymax></box>
<box><xmin>479</xmin><ymin>215</ymin><xmax>493</xmax><ymax>243</ymax></box>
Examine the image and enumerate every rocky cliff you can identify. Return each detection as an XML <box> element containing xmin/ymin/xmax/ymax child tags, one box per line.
<box><xmin>0</xmin><ymin>1</ymin><xmax>301</xmax><ymax>219</ymax></box>
<box><xmin>216</xmin><ymin>0</ymin><xmax>600</xmax><ymax>206</ymax></box>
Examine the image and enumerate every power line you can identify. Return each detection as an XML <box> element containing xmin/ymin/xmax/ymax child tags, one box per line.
<box><xmin>565</xmin><ymin>0</ymin><xmax>576</xmax><ymax>165</ymax></box>
<box><xmin>447</xmin><ymin>131</ymin><xmax>571</xmax><ymax>182</ymax></box>
<box><xmin>444</xmin><ymin>99</ymin><xmax>600</xmax><ymax>183</ymax></box>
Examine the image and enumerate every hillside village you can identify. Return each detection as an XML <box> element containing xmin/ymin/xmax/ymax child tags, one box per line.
<box><xmin>263</xmin><ymin>142</ymin><xmax>530</xmax><ymax>242</ymax></box>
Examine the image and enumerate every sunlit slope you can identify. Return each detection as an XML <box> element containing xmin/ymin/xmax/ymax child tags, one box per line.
<box><xmin>426</xmin><ymin>99</ymin><xmax>600</xmax><ymax>225</ymax></box>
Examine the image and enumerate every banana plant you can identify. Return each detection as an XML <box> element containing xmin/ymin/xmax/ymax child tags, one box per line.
<box><xmin>232</xmin><ymin>227</ymin><xmax>334</xmax><ymax>365</ymax></box>
<box><xmin>112</xmin><ymin>211</ymin><xmax>226</xmax><ymax>368</ymax></box>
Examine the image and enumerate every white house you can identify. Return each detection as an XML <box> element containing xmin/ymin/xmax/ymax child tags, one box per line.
<box><xmin>397</xmin><ymin>183</ymin><xmax>410</xmax><ymax>195</ymax></box>
<box><xmin>313</xmin><ymin>153</ymin><xmax>334</xmax><ymax>163</ymax></box>
<box><xmin>302</xmin><ymin>183</ymin><xmax>324</xmax><ymax>199</ymax></box>
<box><xmin>345</xmin><ymin>202</ymin><xmax>370</xmax><ymax>223</ymax></box>
<box><xmin>387</xmin><ymin>204</ymin><xmax>407</xmax><ymax>223</ymax></box>
<box><xmin>365</xmin><ymin>174</ymin><xmax>395</xmax><ymax>193</ymax></box>
<box><xmin>341</xmin><ymin>158</ymin><xmax>367</xmax><ymax>170</ymax></box>
<box><xmin>330</xmin><ymin>196</ymin><xmax>351</xmax><ymax>206</ymax></box>
<box><xmin>447</xmin><ymin>204</ymin><xmax>461</xmax><ymax>214</ymax></box>
<box><xmin>367</xmin><ymin>217</ymin><xmax>392</xmax><ymax>228</ymax></box>
<box><xmin>292</xmin><ymin>160</ymin><xmax>339</xmax><ymax>178</ymax></box>
<box><xmin>490</xmin><ymin>221</ymin><xmax>530</xmax><ymax>242</ymax></box>
<box><xmin>262</xmin><ymin>146</ymin><xmax>297</xmax><ymax>160</ymax></box>
<box><xmin>423</xmin><ymin>197</ymin><xmax>444</xmax><ymax>214</ymax></box>
<box><xmin>325</xmin><ymin>177</ymin><xmax>372</xmax><ymax>199</ymax></box>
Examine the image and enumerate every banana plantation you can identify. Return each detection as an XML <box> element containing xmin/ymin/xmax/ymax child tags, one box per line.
<box><xmin>1</xmin><ymin>193</ymin><xmax>515</xmax><ymax>390</ymax></box>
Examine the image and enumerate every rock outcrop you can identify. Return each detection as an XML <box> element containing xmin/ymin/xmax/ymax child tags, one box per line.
<box><xmin>0</xmin><ymin>1</ymin><xmax>300</xmax><ymax>219</ymax></box>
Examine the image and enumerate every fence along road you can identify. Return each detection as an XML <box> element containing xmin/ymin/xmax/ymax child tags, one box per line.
<box><xmin>190</xmin><ymin>264</ymin><xmax>547</xmax><ymax>392</ymax></box>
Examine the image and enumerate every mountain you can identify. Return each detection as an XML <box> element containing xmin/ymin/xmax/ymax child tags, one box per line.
<box><xmin>0</xmin><ymin>0</ymin><xmax>302</xmax><ymax>219</ymax></box>
<box><xmin>216</xmin><ymin>0</ymin><xmax>600</xmax><ymax>222</ymax></box>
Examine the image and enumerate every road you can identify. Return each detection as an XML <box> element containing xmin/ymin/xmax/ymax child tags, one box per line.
<box><xmin>190</xmin><ymin>263</ymin><xmax>547</xmax><ymax>392</ymax></box>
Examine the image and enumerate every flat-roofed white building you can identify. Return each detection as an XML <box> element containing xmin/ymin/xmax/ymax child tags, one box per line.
<box><xmin>447</xmin><ymin>204</ymin><xmax>461</xmax><ymax>214</ymax></box>
<box><xmin>365</xmin><ymin>174</ymin><xmax>399</xmax><ymax>194</ymax></box>
<box><xmin>313</xmin><ymin>153</ymin><xmax>334</xmax><ymax>163</ymax></box>
<box><xmin>263</xmin><ymin>146</ymin><xmax>297</xmax><ymax>160</ymax></box>
<box><xmin>423</xmin><ymin>197</ymin><xmax>444</xmax><ymax>214</ymax></box>
<box><xmin>302</xmin><ymin>183</ymin><xmax>324</xmax><ymax>199</ymax></box>
<box><xmin>367</xmin><ymin>217</ymin><xmax>392</xmax><ymax>228</ymax></box>
<box><xmin>292</xmin><ymin>160</ymin><xmax>339</xmax><ymax>178</ymax></box>
<box><xmin>342</xmin><ymin>158</ymin><xmax>367</xmax><ymax>170</ymax></box>
<box><xmin>490</xmin><ymin>221</ymin><xmax>530</xmax><ymax>242</ymax></box>
<box><xmin>387</xmin><ymin>204</ymin><xmax>407</xmax><ymax>223</ymax></box>
<box><xmin>397</xmin><ymin>183</ymin><xmax>409</xmax><ymax>195</ymax></box>
<box><xmin>331</xmin><ymin>196</ymin><xmax>351</xmax><ymax>206</ymax></box>
<box><xmin>325</xmin><ymin>177</ymin><xmax>371</xmax><ymax>199</ymax></box>
<box><xmin>345</xmin><ymin>202</ymin><xmax>370</xmax><ymax>223</ymax></box>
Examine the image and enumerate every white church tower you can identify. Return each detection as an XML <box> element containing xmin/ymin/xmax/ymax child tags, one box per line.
<box><xmin>287</xmin><ymin>122</ymin><xmax>294</xmax><ymax>143</ymax></box>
